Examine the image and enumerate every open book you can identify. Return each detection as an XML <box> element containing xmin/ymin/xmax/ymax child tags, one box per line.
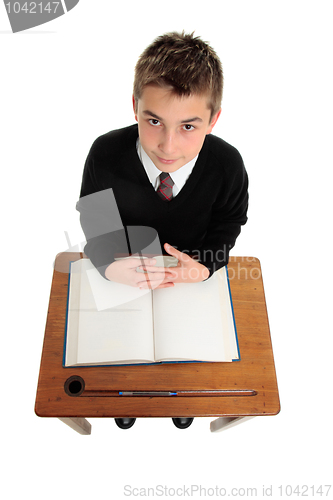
<box><xmin>64</xmin><ymin>258</ymin><xmax>240</xmax><ymax>366</ymax></box>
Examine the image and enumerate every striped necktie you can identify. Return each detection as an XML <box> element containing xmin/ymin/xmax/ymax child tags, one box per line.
<box><xmin>157</xmin><ymin>172</ymin><xmax>174</xmax><ymax>201</ymax></box>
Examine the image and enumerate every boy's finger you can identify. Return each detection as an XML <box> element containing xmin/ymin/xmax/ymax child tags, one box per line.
<box><xmin>164</xmin><ymin>243</ymin><xmax>190</xmax><ymax>262</ymax></box>
<box><xmin>138</xmin><ymin>271</ymin><xmax>176</xmax><ymax>283</ymax></box>
<box><xmin>153</xmin><ymin>283</ymin><xmax>175</xmax><ymax>289</ymax></box>
<box><xmin>139</xmin><ymin>281</ymin><xmax>175</xmax><ymax>290</ymax></box>
<box><xmin>138</xmin><ymin>265</ymin><xmax>176</xmax><ymax>274</ymax></box>
<box><xmin>144</xmin><ymin>271</ymin><xmax>176</xmax><ymax>282</ymax></box>
<box><xmin>132</xmin><ymin>258</ymin><xmax>156</xmax><ymax>267</ymax></box>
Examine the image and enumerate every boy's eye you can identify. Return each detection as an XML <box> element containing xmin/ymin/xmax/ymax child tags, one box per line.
<box><xmin>183</xmin><ymin>124</ymin><xmax>194</xmax><ymax>131</ymax></box>
<box><xmin>149</xmin><ymin>119</ymin><xmax>161</xmax><ymax>126</ymax></box>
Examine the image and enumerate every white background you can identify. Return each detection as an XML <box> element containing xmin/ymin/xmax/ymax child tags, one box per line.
<box><xmin>1</xmin><ymin>1</ymin><xmax>332</xmax><ymax>498</ymax></box>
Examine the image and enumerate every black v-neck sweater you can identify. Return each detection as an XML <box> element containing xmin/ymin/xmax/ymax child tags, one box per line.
<box><xmin>77</xmin><ymin>124</ymin><xmax>248</xmax><ymax>278</ymax></box>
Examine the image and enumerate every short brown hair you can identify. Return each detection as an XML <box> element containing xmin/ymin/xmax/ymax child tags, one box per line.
<box><xmin>133</xmin><ymin>31</ymin><xmax>223</xmax><ymax>121</ymax></box>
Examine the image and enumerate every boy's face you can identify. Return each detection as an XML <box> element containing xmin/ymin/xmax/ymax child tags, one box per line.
<box><xmin>133</xmin><ymin>84</ymin><xmax>221</xmax><ymax>173</ymax></box>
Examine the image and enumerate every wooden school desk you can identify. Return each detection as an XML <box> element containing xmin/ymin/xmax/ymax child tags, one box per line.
<box><xmin>35</xmin><ymin>253</ymin><xmax>280</xmax><ymax>434</ymax></box>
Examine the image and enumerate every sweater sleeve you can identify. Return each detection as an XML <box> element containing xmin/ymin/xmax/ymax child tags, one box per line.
<box><xmin>196</xmin><ymin>149</ymin><xmax>249</xmax><ymax>277</ymax></box>
<box><xmin>76</xmin><ymin>137</ymin><xmax>130</xmax><ymax>277</ymax></box>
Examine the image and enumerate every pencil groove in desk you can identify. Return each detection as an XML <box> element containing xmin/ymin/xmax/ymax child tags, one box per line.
<box><xmin>80</xmin><ymin>389</ymin><xmax>258</xmax><ymax>398</ymax></box>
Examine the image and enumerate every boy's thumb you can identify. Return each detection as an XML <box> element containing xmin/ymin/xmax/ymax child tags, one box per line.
<box><xmin>164</xmin><ymin>243</ymin><xmax>186</xmax><ymax>261</ymax></box>
<box><xmin>164</xmin><ymin>243</ymin><xmax>178</xmax><ymax>256</ymax></box>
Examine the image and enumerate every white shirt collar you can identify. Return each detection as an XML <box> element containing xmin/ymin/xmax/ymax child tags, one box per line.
<box><xmin>136</xmin><ymin>139</ymin><xmax>198</xmax><ymax>196</ymax></box>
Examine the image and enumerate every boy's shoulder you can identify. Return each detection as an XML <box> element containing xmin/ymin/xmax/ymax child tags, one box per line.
<box><xmin>205</xmin><ymin>133</ymin><xmax>243</xmax><ymax>166</ymax></box>
<box><xmin>89</xmin><ymin>124</ymin><xmax>138</xmax><ymax>157</ymax></box>
<box><xmin>203</xmin><ymin>133</ymin><xmax>246</xmax><ymax>182</ymax></box>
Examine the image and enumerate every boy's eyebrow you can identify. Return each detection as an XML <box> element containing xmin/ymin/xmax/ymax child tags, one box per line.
<box><xmin>142</xmin><ymin>110</ymin><xmax>203</xmax><ymax>124</ymax></box>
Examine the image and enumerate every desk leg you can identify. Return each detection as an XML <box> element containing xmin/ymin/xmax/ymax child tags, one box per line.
<box><xmin>58</xmin><ymin>417</ymin><xmax>92</xmax><ymax>435</ymax></box>
<box><xmin>210</xmin><ymin>416</ymin><xmax>254</xmax><ymax>433</ymax></box>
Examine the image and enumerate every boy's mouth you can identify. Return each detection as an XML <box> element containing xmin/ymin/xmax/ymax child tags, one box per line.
<box><xmin>156</xmin><ymin>156</ymin><xmax>178</xmax><ymax>165</ymax></box>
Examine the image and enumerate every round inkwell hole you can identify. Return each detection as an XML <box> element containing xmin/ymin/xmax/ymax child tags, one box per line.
<box><xmin>64</xmin><ymin>376</ymin><xmax>85</xmax><ymax>397</ymax></box>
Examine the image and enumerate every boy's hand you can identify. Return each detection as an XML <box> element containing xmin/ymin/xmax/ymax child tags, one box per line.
<box><xmin>138</xmin><ymin>243</ymin><xmax>209</xmax><ymax>289</ymax></box>
<box><xmin>164</xmin><ymin>243</ymin><xmax>210</xmax><ymax>283</ymax></box>
<box><xmin>105</xmin><ymin>258</ymin><xmax>176</xmax><ymax>289</ymax></box>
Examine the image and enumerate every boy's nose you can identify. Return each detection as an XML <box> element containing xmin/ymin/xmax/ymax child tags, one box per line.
<box><xmin>158</xmin><ymin>130</ymin><xmax>177</xmax><ymax>156</ymax></box>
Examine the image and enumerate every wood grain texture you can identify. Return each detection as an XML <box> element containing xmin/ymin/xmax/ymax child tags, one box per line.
<box><xmin>35</xmin><ymin>253</ymin><xmax>280</xmax><ymax>418</ymax></box>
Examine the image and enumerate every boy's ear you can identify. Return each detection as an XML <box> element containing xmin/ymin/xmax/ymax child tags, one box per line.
<box><xmin>207</xmin><ymin>109</ymin><xmax>221</xmax><ymax>134</ymax></box>
<box><xmin>132</xmin><ymin>95</ymin><xmax>138</xmax><ymax>121</ymax></box>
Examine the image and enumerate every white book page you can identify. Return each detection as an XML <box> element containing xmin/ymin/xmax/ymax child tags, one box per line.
<box><xmin>85</xmin><ymin>258</ymin><xmax>152</xmax><ymax>311</ymax></box>
<box><xmin>64</xmin><ymin>262</ymin><xmax>81</xmax><ymax>366</ymax></box>
<box><xmin>153</xmin><ymin>269</ymin><xmax>234</xmax><ymax>362</ymax></box>
<box><xmin>67</xmin><ymin>260</ymin><xmax>155</xmax><ymax>365</ymax></box>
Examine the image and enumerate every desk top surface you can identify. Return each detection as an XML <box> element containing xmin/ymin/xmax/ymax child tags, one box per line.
<box><xmin>35</xmin><ymin>253</ymin><xmax>280</xmax><ymax>418</ymax></box>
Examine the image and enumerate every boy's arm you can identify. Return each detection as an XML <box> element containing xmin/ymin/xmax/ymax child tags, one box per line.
<box><xmin>135</xmin><ymin>153</ymin><xmax>248</xmax><ymax>286</ymax></box>
<box><xmin>155</xmin><ymin>153</ymin><xmax>248</xmax><ymax>285</ymax></box>
<box><xmin>196</xmin><ymin>153</ymin><xmax>249</xmax><ymax>277</ymax></box>
<box><xmin>76</xmin><ymin>140</ymin><xmax>125</xmax><ymax>278</ymax></box>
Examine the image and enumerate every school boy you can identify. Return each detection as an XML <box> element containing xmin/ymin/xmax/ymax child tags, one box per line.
<box><xmin>77</xmin><ymin>32</ymin><xmax>249</xmax><ymax>429</ymax></box>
